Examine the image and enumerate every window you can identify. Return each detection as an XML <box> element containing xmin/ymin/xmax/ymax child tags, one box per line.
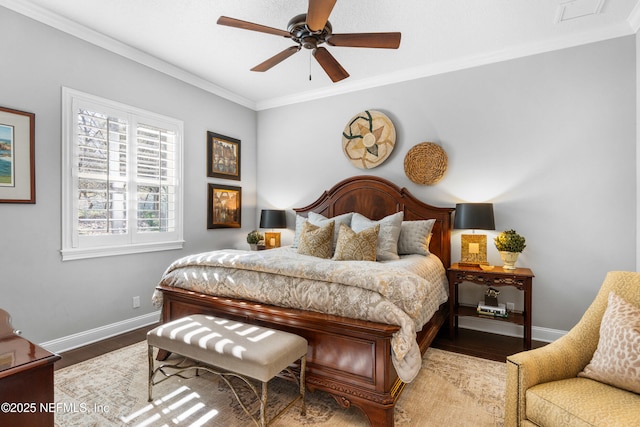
<box><xmin>61</xmin><ymin>88</ymin><xmax>183</xmax><ymax>260</ymax></box>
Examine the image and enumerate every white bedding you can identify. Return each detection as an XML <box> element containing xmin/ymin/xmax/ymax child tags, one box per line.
<box><xmin>153</xmin><ymin>246</ymin><xmax>448</xmax><ymax>382</ymax></box>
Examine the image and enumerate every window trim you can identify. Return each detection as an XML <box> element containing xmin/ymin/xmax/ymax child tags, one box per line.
<box><xmin>61</xmin><ymin>87</ymin><xmax>184</xmax><ymax>261</ymax></box>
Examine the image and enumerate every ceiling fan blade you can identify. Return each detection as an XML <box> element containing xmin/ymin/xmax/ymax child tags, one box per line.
<box><xmin>327</xmin><ymin>32</ymin><xmax>401</xmax><ymax>49</ymax></box>
<box><xmin>217</xmin><ymin>16</ymin><xmax>290</xmax><ymax>38</ymax></box>
<box><xmin>307</xmin><ymin>0</ymin><xmax>337</xmax><ymax>32</ymax></box>
<box><xmin>251</xmin><ymin>46</ymin><xmax>300</xmax><ymax>72</ymax></box>
<box><xmin>313</xmin><ymin>47</ymin><xmax>349</xmax><ymax>82</ymax></box>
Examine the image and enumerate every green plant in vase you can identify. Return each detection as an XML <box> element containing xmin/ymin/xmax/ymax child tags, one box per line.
<box><xmin>494</xmin><ymin>229</ymin><xmax>526</xmax><ymax>269</ymax></box>
<box><xmin>246</xmin><ymin>230</ymin><xmax>263</xmax><ymax>250</ymax></box>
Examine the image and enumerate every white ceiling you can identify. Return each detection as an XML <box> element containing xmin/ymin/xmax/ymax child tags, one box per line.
<box><xmin>4</xmin><ymin>0</ymin><xmax>640</xmax><ymax>110</ymax></box>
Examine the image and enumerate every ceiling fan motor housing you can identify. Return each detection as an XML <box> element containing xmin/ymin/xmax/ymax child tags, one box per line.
<box><xmin>288</xmin><ymin>13</ymin><xmax>332</xmax><ymax>49</ymax></box>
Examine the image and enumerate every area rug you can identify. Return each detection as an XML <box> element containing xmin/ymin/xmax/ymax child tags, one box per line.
<box><xmin>54</xmin><ymin>342</ymin><xmax>506</xmax><ymax>426</ymax></box>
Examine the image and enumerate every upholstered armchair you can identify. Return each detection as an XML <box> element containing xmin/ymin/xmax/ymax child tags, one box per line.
<box><xmin>505</xmin><ymin>271</ymin><xmax>640</xmax><ymax>427</ymax></box>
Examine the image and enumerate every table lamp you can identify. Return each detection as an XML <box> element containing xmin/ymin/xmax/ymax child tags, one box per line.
<box><xmin>260</xmin><ymin>209</ymin><xmax>286</xmax><ymax>249</ymax></box>
<box><xmin>453</xmin><ymin>203</ymin><xmax>495</xmax><ymax>266</ymax></box>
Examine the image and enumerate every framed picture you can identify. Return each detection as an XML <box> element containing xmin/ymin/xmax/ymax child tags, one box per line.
<box><xmin>0</xmin><ymin>106</ymin><xmax>35</xmax><ymax>203</ymax></box>
<box><xmin>207</xmin><ymin>184</ymin><xmax>241</xmax><ymax>229</ymax></box>
<box><xmin>207</xmin><ymin>131</ymin><xmax>240</xmax><ymax>181</ymax></box>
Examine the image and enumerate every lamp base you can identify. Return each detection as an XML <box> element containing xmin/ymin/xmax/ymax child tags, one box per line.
<box><xmin>264</xmin><ymin>232</ymin><xmax>281</xmax><ymax>249</ymax></box>
<box><xmin>460</xmin><ymin>234</ymin><xmax>488</xmax><ymax>265</ymax></box>
<box><xmin>457</xmin><ymin>262</ymin><xmax>490</xmax><ymax>268</ymax></box>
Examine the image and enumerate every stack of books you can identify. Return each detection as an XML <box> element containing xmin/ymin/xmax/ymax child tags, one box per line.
<box><xmin>477</xmin><ymin>302</ymin><xmax>508</xmax><ymax>318</ymax></box>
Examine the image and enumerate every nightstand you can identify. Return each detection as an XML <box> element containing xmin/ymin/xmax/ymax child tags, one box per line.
<box><xmin>0</xmin><ymin>309</ymin><xmax>61</xmax><ymax>426</ymax></box>
<box><xmin>447</xmin><ymin>263</ymin><xmax>535</xmax><ymax>349</ymax></box>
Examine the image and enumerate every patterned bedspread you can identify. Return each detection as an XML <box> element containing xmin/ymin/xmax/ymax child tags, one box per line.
<box><xmin>152</xmin><ymin>247</ymin><xmax>448</xmax><ymax>382</ymax></box>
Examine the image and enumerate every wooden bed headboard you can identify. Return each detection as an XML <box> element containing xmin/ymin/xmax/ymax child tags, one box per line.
<box><xmin>294</xmin><ymin>175</ymin><xmax>454</xmax><ymax>268</ymax></box>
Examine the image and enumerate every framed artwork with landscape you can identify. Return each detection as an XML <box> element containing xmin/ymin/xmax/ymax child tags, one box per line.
<box><xmin>0</xmin><ymin>106</ymin><xmax>35</xmax><ymax>203</ymax></box>
<box><xmin>207</xmin><ymin>131</ymin><xmax>240</xmax><ymax>181</ymax></box>
<box><xmin>207</xmin><ymin>184</ymin><xmax>241</xmax><ymax>229</ymax></box>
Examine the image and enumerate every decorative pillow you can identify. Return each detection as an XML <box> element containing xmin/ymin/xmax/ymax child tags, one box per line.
<box><xmin>578</xmin><ymin>292</ymin><xmax>640</xmax><ymax>394</ymax></box>
<box><xmin>308</xmin><ymin>212</ymin><xmax>353</xmax><ymax>251</ymax></box>
<box><xmin>333</xmin><ymin>223</ymin><xmax>380</xmax><ymax>262</ymax></box>
<box><xmin>297</xmin><ymin>220</ymin><xmax>335</xmax><ymax>259</ymax></box>
<box><xmin>351</xmin><ymin>212</ymin><xmax>403</xmax><ymax>261</ymax></box>
<box><xmin>398</xmin><ymin>219</ymin><xmax>436</xmax><ymax>256</ymax></box>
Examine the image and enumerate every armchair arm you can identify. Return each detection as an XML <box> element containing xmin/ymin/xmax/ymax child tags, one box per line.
<box><xmin>505</xmin><ymin>333</ymin><xmax>595</xmax><ymax>427</ymax></box>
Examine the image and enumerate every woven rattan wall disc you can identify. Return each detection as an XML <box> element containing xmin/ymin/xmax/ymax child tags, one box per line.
<box><xmin>404</xmin><ymin>142</ymin><xmax>448</xmax><ymax>185</ymax></box>
<box><xmin>342</xmin><ymin>110</ymin><xmax>396</xmax><ymax>169</ymax></box>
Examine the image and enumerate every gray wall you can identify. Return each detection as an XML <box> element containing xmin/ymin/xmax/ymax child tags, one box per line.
<box><xmin>637</xmin><ymin>29</ymin><xmax>640</xmax><ymax>270</ymax></box>
<box><xmin>2</xmin><ymin>6</ymin><xmax>636</xmax><ymax>345</ymax></box>
<box><xmin>257</xmin><ymin>36</ymin><xmax>636</xmax><ymax>335</ymax></box>
<box><xmin>1</xmin><ymin>8</ymin><xmax>257</xmax><ymax>344</ymax></box>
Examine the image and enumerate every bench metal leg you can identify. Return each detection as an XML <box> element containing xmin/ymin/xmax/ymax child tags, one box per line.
<box><xmin>147</xmin><ymin>343</ymin><xmax>307</xmax><ymax>425</ymax></box>
<box><xmin>300</xmin><ymin>355</ymin><xmax>306</xmax><ymax>416</ymax></box>
<box><xmin>260</xmin><ymin>381</ymin><xmax>268</xmax><ymax>427</ymax></box>
<box><xmin>147</xmin><ymin>344</ymin><xmax>153</xmax><ymax>402</ymax></box>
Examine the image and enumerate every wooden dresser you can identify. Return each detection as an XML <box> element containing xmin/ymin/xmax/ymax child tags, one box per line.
<box><xmin>0</xmin><ymin>309</ymin><xmax>60</xmax><ymax>427</ymax></box>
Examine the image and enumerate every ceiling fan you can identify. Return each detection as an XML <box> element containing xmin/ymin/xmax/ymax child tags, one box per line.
<box><xmin>217</xmin><ymin>0</ymin><xmax>401</xmax><ymax>83</ymax></box>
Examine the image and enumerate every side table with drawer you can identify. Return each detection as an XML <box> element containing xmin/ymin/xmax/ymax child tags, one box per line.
<box><xmin>447</xmin><ymin>263</ymin><xmax>535</xmax><ymax>349</ymax></box>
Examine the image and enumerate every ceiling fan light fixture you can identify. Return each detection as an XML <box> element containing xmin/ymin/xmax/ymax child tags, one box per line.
<box><xmin>217</xmin><ymin>1</ymin><xmax>401</xmax><ymax>82</ymax></box>
<box><xmin>301</xmin><ymin>36</ymin><xmax>318</xmax><ymax>50</ymax></box>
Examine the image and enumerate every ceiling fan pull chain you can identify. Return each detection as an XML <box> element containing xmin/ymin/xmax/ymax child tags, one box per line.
<box><xmin>309</xmin><ymin>51</ymin><xmax>312</xmax><ymax>81</ymax></box>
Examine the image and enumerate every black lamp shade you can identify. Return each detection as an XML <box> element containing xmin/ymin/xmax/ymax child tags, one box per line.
<box><xmin>453</xmin><ymin>203</ymin><xmax>495</xmax><ymax>230</ymax></box>
<box><xmin>260</xmin><ymin>209</ymin><xmax>286</xmax><ymax>229</ymax></box>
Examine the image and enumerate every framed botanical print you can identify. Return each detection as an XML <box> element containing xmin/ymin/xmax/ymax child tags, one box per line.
<box><xmin>207</xmin><ymin>131</ymin><xmax>240</xmax><ymax>181</ymax></box>
<box><xmin>0</xmin><ymin>106</ymin><xmax>35</xmax><ymax>203</ymax></box>
<box><xmin>207</xmin><ymin>184</ymin><xmax>241</xmax><ymax>229</ymax></box>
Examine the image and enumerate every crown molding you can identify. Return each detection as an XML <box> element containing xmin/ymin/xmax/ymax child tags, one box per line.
<box><xmin>256</xmin><ymin>21</ymin><xmax>635</xmax><ymax>110</ymax></box>
<box><xmin>628</xmin><ymin>0</ymin><xmax>640</xmax><ymax>33</ymax></box>
<box><xmin>0</xmin><ymin>0</ymin><xmax>256</xmax><ymax>110</ymax></box>
<box><xmin>3</xmin><ymin>0</ymin><xmax>635</xmax><ymax>112</ymax></box>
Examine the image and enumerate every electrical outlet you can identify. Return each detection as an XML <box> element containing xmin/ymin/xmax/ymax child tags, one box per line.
<box><xmin>506</xmin><ymin>302</ymin><xmax>515</xmax><ymax>312</ymax></box>
<box><xmin>132</xmin><ymin>296</ymin><xmax>140</xmax><ymax>309</ymax></box>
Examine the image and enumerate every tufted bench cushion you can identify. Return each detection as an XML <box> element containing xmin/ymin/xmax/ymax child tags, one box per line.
<box><xmin>147</xmin><ymin>315</ymin><xmax>307</xmax><ymax>382</ymax></box>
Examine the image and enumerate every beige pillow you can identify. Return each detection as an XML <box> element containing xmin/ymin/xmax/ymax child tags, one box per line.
<box><xmin>578</xmin><ymin>291</ymin><xmax>640</xmax><ymax>394</ymax></box>
<box><xmin>297</xmin><ymin>220</ymin><xmax>334</xmax><ymax>259</ymax></box>
<box><xmin>398</xmin><ymin>219</ymin><xmax>436</xmax><ymax>256</ymax></box>
<box><xmin>333</xmin><ymin>223</ymin><xmax>380</xmax><ymax>262</ymax></box>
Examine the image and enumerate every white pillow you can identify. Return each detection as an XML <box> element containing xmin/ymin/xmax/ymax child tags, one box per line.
<box><xmin>351</xmin><ymin>212</ymin><xmax>403</xmax><ymax>261</ymax></box>
<box><xmin>398</xmin><ymin>219</ymin><xmax>436</xmax><ymax>256</ymax></box>
<box><xmin>292</xmin><ymin>214</ymin><xmax>306</xmax><ymax>248</ymax></box>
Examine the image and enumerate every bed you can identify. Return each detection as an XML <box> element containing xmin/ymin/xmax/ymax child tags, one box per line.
<box><xmin>153</xmin><ymin>175</ymin><xmax>453</xmax><ymax>426</ymax></box>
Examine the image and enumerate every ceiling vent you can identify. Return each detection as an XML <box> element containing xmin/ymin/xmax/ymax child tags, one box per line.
<box><xmin>555</xmin><ymin>0</ymin><xmax>606</xmax><ymax>22</ymax></box>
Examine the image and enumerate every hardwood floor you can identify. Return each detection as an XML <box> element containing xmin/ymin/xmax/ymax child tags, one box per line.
<box><xmin>54</xmin><ymin>324</ymin><xmax>158</xmax><ymax>370</ymax></box>
<box><xmin>432</xmin><ymin>327</ymin><xmax>546</xmax><ymax>362</ymax></box>
<box><xmin>54</xmin><ymin>323</ymin><xmax>546</xmax><ymax>370</ymax></box>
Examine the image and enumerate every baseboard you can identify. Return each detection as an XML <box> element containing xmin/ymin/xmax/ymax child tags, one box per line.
<box><xmin>458</xmin><ymin>317</ymin><xmax>566</xmax><ymax>343</ymax></box>
<box><xmin>40</xmin><ymin>311</ymin><xmax>161</xmax><ymax>354</ymax></box>
<box><xmin>39</xmin><ymin>311</ymin><xmax>564</xmax><ymax>354</ymax></box>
